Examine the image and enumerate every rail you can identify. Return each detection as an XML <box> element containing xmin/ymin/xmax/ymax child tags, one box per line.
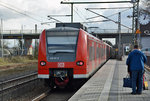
<box><xmin>145</xmin><ymin>64</ymin><xmax>150</xmax><ymax>73</ymax></box>
<box><xmin>32</xmin><ymin>90</ymin><xmax>50</xmax><ymax>101</ymax></box>
<box><xmin>0</xmin><ymin>72</ymin><xmax>37</xmax><ymax>93</ymax></box>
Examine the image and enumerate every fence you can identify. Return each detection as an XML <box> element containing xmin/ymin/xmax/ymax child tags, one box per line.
<box><xmin>1</xmin><ymin>29</ymin><xmax>43</xmax><ymax>34</ymax></box>
<box><xmin>0</xmin><ymin>29</ymin><xmax>132</xmax><ymax>35</ymax></box>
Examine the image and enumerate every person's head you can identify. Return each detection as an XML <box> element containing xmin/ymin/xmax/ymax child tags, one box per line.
<box><xmin>134</xmin><ymin>45</ymin><xmax>139</xmax><ymax>49</ymax></box>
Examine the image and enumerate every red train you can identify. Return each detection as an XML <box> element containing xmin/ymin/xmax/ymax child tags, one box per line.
<box><xmin>38</xmin><ymin>23</ymin><xmax>112</xmax><ymax>88</ymax></box>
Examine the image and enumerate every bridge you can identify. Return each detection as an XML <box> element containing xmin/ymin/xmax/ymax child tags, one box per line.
<box><xmin>0</xmin><ymin>28</ymin><xmax>150</xmax><ymax>58</ymax></box>
<box><xmin>0</xmin><ymin>29</ymin><xmax>133</xmax><ymax>40</ymax></box>
<box><xmin>0</xmin><ymin>29</ymin><xmax>134</xmax><ymax>47</ymax></box>
<box><xmin>1</xmin><ymin>29</ymin><xmax>42</xmax><ymax>39</ymax></box>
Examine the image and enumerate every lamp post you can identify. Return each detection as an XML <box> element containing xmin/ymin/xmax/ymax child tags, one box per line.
<box><xmin>118</xmin><ymin>12</ymin><xmax>122</xmax><ymax>60</ymax></box>
<box><xmin>137</xmin><ymin>0</ymin><xmax>140</xmax><ymax>46</ymax></box>
<box><xmin>131</xmin><ymin>0</ymin><xmax>140</xmax><ymax>46</ymax></box>
<box><xmin>21</xmin><ymin>25</ymin><xmax>25</xmax><ymax>55</ymax></box>
<box><xmin>34</xmin><ymin>24</ymin><xmax>37</xmax><ymax>57</ymax></box>
<box><xmin>0</xmin><ymin>19</ymin><xmax>3</xmax><ymax>57</ymax></box>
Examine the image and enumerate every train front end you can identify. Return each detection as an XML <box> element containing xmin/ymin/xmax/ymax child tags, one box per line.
<box><xmin>38</xmin><ymin>27</ymin><xmax>87</xmax><ymax>87</ymax></box>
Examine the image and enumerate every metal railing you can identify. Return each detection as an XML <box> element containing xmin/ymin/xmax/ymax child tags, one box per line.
<box><xmin>0</xmin><ymin>29</ymin><xmax>132</xmax><ymax>35</ymax></box>
<box><xmin>88</xmin><ymin>29</ymin><xmax>132</xmax><ymax>34</ymax></box>
<box><xmin>1</xmin><ymin>29</ymin><xmax>43</xmax><ymax>34</ymax></box>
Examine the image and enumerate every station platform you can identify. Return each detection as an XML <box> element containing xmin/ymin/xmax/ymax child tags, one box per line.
<box><xmin>69</xmin><ymin>57</ymin><xmax>150</xmax><ymax>101</ymax></box>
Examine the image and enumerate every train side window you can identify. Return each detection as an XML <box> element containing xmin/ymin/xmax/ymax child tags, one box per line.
<box><xmin>89</xmin><ymin>41</ymin><xmax>95</xmax><ymax>61</ymax></box>
<box><xmin>103</xmin><ymin>46</ymin><xmax>104</xmax><ymax>56</ymax></box>
<box><xmin>102</xmin><ymin>45</ymin><xmax>103</xmax><ymax>57</ymax></box>
<box><xmin>100</xmin><ymin>46</ymin><xmax>102</xmax><ymax>58</ymax></box>
<box><xmin>91</xmin><ymin>42</ymin><xmax>95</xmax><ymax>61</ymax></box>
<box><xmin>89</xmin><ymin>46</ymin><xmax>92</xmax><ymax>61</ymax></box>
<box><xmin>103</xmin><ymin>47</ymin><xmax>104</xmax><ymax>56</ymax></box>
<box><xmin>92</xmin><ymin>46</ymin><xmax>95</xmax><ymax>60</ymax></box>
<box><xmin>99</xmin><ymin>47</ymin><xmax>100</xmax><ymax>58</ymax></box>
<box><xmin>96</xmin><ymin>43</ymin><xmax>99</xmax><ymax>59</ymax></box>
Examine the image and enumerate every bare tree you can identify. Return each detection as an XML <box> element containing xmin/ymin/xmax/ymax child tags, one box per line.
<box><xmin>3</xmin><ymin>40</ymin><xmax>9</xmax><ymax>48</ymax></box>
<box><xmin>18</xmin><ymin>39</ymin><xmax>23</xmax><ymax>49</ymax></box>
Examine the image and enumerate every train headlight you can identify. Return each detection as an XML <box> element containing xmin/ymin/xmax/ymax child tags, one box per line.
<box><xmin>40</xmin><ymin>61</ymin><xmax>46</xmax><ymax>66</ymax></box>
<box><xmin>76</xmin><ymin>61</ymin><xmax>84</xmax><ymax>66</ymax></box>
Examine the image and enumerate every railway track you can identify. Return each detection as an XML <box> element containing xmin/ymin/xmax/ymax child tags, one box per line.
<box><xmin>0</xmin><ymin>72</ymin><xmax>37</xmax><ymax>93</ymax></box>
<box><xmin>0</xmin><ymin>71</ymin><xmax>77</xmax><ymax>101</ymax></box>
<box><xmin>32</xmin><ymin>64</ymin><xmax>150</xmax><ymax>101</ymax></box>
<box><xmin>32</xmin><ymin>90</ymin><xmax>50</xmax><ymax>101</ymax></box>
<box><xmin>32</xmin><ymin>87</ymin><xmax>77</xmax><ymax>101</ymax></box>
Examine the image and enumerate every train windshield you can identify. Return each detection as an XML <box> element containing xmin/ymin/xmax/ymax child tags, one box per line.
<box><xmin>46</xmin><ymin>31</ymin><xmax>78</xmax><ymax>62</ymax></box>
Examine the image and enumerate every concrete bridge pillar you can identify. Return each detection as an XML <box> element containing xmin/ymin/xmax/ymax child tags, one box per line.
<box><xmin>116</xmin><ymin>36</ymin><xmax>119</xmax><ymax>46</ymax></box>
<box><xmin>24</xmin><ymin>39</ymin><xmax>32</xmax><ymax>55</ymax></box>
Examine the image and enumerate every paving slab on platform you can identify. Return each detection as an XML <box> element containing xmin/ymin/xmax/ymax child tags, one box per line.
<box><xmin>69</xmin><ymin>57</ymin><xmax>150</xmax><ymax>101</ymax></box>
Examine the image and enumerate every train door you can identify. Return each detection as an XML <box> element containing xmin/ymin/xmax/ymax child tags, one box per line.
<box><xmin>92</xmin><ymin>41</ymin><xmax>95</xmax><ymax>72</ymax></box>
<box><xmin>99</xmin><ymin>43</ymin><xmax>101</xmax><ymax>65</ymax></box>
<box><xmin>87</xmin><ymin>37</ymin><xmax>95</xmax><ymax>74</ymax></box>
<box><xmin>96</xmin><ymin>43</ymin><xmax>99</xmax><ymax>67</ymax></box>
<box><xmin>104</xmin><ymin>45</ymin><xmax>106</xmax><ymax>61</ymax></box>
<box><xmin>101</xmin><ymin>44</ymin><xmax>104</xmax><ymax>63</ymax></box>
<box><xmin>87</xmin><ymin>37</ymin><xmax>90</xmax><ymax>73</ymax></box>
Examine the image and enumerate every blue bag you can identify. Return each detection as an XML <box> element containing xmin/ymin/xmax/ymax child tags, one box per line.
<box><xmin>123</xmin><ymin>76</ymin><xmax>132</xmax><ymax>88</ymax></box>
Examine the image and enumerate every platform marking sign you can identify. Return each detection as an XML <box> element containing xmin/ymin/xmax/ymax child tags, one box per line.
<box><xmin>136</xmin><ymin>29</ymin><xmax>141</xmax><ymax>34</ymax></box>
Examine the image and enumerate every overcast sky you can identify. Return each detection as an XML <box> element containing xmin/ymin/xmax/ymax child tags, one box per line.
<box><xmin>0</xmin><ymin>0</ymin><xmax>145</xmax><ymax>31</ymax></box>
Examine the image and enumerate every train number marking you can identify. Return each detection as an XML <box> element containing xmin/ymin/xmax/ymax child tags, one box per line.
<box><xmin>58</xmin><ymin>62</ymin><xmax>65</xmax><ymax>68</ymax></box>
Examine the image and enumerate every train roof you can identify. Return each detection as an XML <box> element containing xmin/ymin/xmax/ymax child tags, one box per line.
<box><xmin>46</xmin><ymin>27</ymin><xmax>79</xmax><ymax>32</ymax></box>
<box><xmin>45</xmin><ymin>27</ymin><xmax>112</xmax><ymax>48</ymax></box>
<box><xmin>81</xmin><ymin>29</ymin><xmax>112</xmax><ymax>47</ymax></box>
<box><xmin>56</xmin><ymin>23</ymin><xmax>87</xmax><ymax>31</ymax></box>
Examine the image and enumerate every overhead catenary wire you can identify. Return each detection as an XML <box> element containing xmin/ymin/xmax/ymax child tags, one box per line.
<box><xmin>84</xmin><ymin>7</ymin><xmax>133</xmax><ymax>28</ymax></box>
<box><xmin>86</xmin><ymin>7</ymin><xmax>132</xmax><ymax>20</ymax></box>
<box><xmin>0</xmin><ymin>1</ymin><xmax>136</xmax><ymax>27</ymax></box>
<box><xmin>82</xmin><ymin>20</ymin><xmax>110</xmax><ymax>23</ymax></box>
<box><xmin>0</xmin><ymin>1</ymin><xmax>93</xmax><ymax>25</ymax></box>
<box><xmin>0</xmin><ymin>1</ymin><xmax>65</xmax><ymax>24</ymax></box>
<box><xmin>0</xmin><ymin>1</ymin><xmax>62</xmax><ymax>24</ymax></box>
<box><xmin>107</xmin><ymin>7</ymin><xmax>132</xmax><ymax>17</ymax></box>
<box><xmin>47</xmin><ymin>15</ymin><xmax>62</xmax><ymax>23</ymax></box>
<box><xmin>65</xmin><ymin>3</ymin><xmax>91</xmax><ymax>26</ymax></box>
<box><xmin>0</xmin><ymin>2</ymin><xmax>43</xmax><ymax>22</ymax></box>
<box><xmin>68</xmin><ymin>4</ymin><xmax>89</xmax><ymax>25</ymax></box>
<box><xmin>83</xmin><ymin>9</ymin><xmax>131</xmax><ymax>23</ymax></box>
<box><xmin>84</xmin><ymin>7</ymin><xmax>133</xmax><ymax>27</ymax></box>
<box><xmin>86</xmin><ymin>9</ymin><xmax>132</xmax><ymax>30</ymax></box>
<box><xmin>86</xmin><ymin>7</ymin><xmax>133</xmax><ymax>10</ymax></box>
<box><xmin>61</xmin><ymin>0</ymin><xmax>133</xmax><ymax>27</ymax></box>
<box><xmin>61</xmin><ymin>1</ymin><xmax>132</xmax><ymax>4</ymax></box>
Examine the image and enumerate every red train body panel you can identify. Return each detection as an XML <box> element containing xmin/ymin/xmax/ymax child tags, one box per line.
<box><xmin>38</xmin><ymin>27</ymin><xmax>112</xmax><ymax>87</ymax></box>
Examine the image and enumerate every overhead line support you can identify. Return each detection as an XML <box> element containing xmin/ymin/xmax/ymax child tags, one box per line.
<box><xmin>61</xmin><ymin>1</ymin><xmax>132</xmax><ymax>23</ymax></box>
<box><xmin>86</xmin><ymin>9</ymin><xmax>132</xmax><ymax>30</ymax></box>
<box><xmin>61</xmin><ymin>1</ymin><xmax>132</xmax><ymax>4</ymax></box>
<box><xmin>86</xmin><ymin>7</ymin><xmax>133</xmax><ymax>10</ymax></box>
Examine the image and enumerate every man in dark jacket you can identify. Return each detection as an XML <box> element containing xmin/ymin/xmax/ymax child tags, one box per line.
<box><xmin>126</xmin><ymin>45</ymin><xmax>147</xmax><ymax>94</ymax></box>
